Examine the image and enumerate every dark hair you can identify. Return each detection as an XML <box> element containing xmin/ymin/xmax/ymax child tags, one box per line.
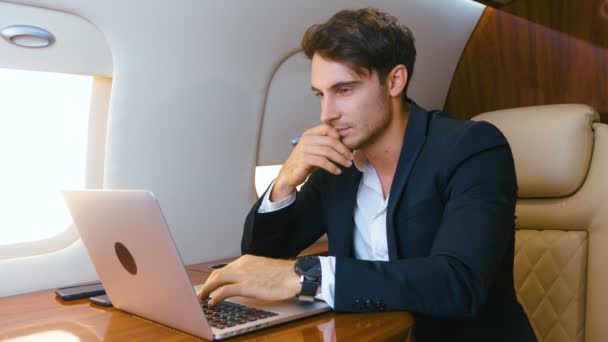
<box><xmin>301</xmin><ymin>8</ymin><xmax>416</xmax><ymax>101</ymax></box>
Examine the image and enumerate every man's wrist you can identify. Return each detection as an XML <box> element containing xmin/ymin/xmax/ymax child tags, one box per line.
<box><xmin>270</xmin><ymin>178</ymin><xmax>296</xmax><ymax>202</ymax></box>
<box><xmin>293</xmin><ymin>256</ymin><xmax>322</xmax><ymax>301</ymax></box>
<box><xmin>285</xmin><ymin>260</ymin><xmax>301</xmax><ymax>297</ymax></box>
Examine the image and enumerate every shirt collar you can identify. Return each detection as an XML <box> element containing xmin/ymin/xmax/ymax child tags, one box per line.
<box><xmin>354</xmin><ymin>150</ymin><xmax>383</xmax><ymax>196</ymax></box>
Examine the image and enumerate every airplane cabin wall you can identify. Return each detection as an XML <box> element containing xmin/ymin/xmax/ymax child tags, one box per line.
<box><xmin>0</xmin><ymin>1</ymin><xmax>112</xmax><ymax>297</ymax></box>
<box><xmin>1</xmin><ymin>0</ymin><xmax>484</xmax><ymax>297</ymax></box>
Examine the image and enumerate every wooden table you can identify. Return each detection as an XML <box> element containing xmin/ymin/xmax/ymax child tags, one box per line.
<box><xmin>0</xmin><ymin>243</ymin><xmax>414</xmax><ymax>341</ymax></box>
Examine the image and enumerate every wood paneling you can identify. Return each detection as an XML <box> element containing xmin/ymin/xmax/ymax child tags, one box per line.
<box><xmin>0</xmin><ymin>290</ymin><xmax>413</xmax><ymax>341</ymax></box>
<box><xmin>0</xmin><ymin>250</ymin><xmax>414</xmax><ymax>342</ymax></box>
<box><xmin>482</xmin><ymin>0</ymin><xmax>608</xmax><ymax>49</ymax></box>
<box><xmin>445</xmin><ymin>2</ymin><xmax>608</xmax><ymax>120</ymax></box>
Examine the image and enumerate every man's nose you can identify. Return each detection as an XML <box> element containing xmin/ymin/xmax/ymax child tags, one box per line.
<box><xmin>320</xmin><ymin>100</ymin><xmax>339</xmax><ymax>123</ymax></box>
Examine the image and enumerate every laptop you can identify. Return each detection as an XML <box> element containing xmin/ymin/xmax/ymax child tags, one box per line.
<box><xmin>63</xmin><ymin>190</ymin><xmax>330</xmax><ymax>340</ymax></box>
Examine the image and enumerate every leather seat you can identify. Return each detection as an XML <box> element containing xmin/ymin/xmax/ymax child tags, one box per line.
<box><xmin>472</xmin><ymin>104</ymin><xmax>607</xmax><ymax>342</ymax></box>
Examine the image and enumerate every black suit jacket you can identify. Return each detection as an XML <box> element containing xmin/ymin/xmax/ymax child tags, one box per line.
<box><xmin>242</xmin><ymin>101</ymin><xmax>536</xmax><ymax>341</ymax></box>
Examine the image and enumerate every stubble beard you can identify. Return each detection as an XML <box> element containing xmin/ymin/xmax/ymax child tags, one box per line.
<box><xmin>356</xmin><ymin>106</ymin><xmax>393</xmax><ymax>153</ymax></box>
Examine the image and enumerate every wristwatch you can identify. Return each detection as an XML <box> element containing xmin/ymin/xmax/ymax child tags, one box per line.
<box><xmin>293</xmin><ymin>256</ymin><xmax>322</xmax><ymax>302</ymax></box>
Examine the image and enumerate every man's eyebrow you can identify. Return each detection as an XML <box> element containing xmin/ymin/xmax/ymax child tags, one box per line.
<box><xmin>311</xmin><ymin>81</ymin><xmax>361</xmax><ymax>93</ymax></box>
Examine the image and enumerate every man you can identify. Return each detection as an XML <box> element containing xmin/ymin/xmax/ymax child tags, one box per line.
<box><xmin>200</xmin><ymin>8</ymin><xmax>535</xmax><ymax>341</ymax></box>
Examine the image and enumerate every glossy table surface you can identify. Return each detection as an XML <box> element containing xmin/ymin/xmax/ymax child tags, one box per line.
<box><xmin>0</xmin><ymin>243</ymin><xmax>414</xmax><ymax>341</ymax></box>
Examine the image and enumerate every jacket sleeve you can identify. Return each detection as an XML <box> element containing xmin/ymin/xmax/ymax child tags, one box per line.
<box><xmin>241</xmin><ymin>169</ymin><xmax>329</xmax><ymax>258</ymax></box>
<box><xmin>333</xmin><ymin>122</ymin><xmax>518</xmax><ymax>318</ymax></box>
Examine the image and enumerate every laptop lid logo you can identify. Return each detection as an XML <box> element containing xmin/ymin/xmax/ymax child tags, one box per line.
<box><xmin>115</xmin><ymin>242</ymin><xmax>138</xmax><ymax>275</ymax></box>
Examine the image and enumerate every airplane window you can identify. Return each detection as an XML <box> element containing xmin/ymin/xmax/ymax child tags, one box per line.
<box><xmin>255</xmin><ymin>165</ymin><xmax>282</xmax><ymax>197</ymax></box>
<box><xmin>255</xmin><ymin>165</ymin><xmax>306</xmax><ymax>198</ymax></box>
<box><xmin>0</xmin><ymin>67</ymin><xmax>93</xmax><ymax>246</ymax></box>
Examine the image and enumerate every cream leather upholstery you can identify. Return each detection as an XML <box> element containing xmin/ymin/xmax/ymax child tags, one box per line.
<box><xmin>514</xmin><ymin>230</ymin><xmax>588</xmax><ymax>341</ymax></box>
<box><xmin>473</xmin><ymin>104</ymin><xmax>607</xmax><ymax>342</ymax></box>
<box><xmin>475</xmin><ymin>105</ymin><xmax>598</xmax><ymax>199</ymax></box>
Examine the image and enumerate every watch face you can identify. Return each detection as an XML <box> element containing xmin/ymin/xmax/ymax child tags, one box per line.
<box><xmin>295</xmin><ymin>256</ymin><xmax>321</xmax><ymax>278</ymax></box>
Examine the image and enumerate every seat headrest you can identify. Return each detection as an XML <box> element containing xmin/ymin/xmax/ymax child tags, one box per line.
<box><xmin>472</xmin><ymin>104</ymin><xmax>599</xmax><ymax>198</ymax></box>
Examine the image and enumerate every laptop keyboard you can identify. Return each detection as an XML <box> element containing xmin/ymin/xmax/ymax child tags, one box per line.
<box><xmin>201</xmin><ymin>299</ymin><xmax>279</xmax><ymax>329</ymax></box>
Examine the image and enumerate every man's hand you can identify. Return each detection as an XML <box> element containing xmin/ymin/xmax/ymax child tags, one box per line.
<box><xmin>271</xmin><ymin>124</ymin><xmax>353</xmax><ymax>202</ymax></box>
<box><xmin>197</xmin><ymin>255</ymin><xmax>301</xmax><ymax>307</ymax></box>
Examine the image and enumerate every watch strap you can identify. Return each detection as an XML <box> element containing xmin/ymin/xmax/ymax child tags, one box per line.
<box><xmin>298</xmin><ymin>276</ymin><xmax>318</xmax><ymax>302</ymax></box>
<box><xmin>294</xmin><ymin>256</ymin><xmax>322</xmax><ymax>302</ymax></box>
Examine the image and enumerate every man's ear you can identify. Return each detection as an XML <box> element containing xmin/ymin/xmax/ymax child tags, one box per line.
<box><xmin>387</xmin><ymin>64</ymin><xmax>408</xmax><ymax>98</ymax></box>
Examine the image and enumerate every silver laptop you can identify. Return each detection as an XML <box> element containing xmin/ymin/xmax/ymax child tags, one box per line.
<box><xmin>63</xmin><ymin>190</ymin><xmax>330</xmax><ymax>340</ymax></box>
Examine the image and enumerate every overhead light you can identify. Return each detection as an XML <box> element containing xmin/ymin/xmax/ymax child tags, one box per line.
<box><xmin>0</xmin><ymin>25</ymin><xmax>55</xmax><ymax>48</ymax></box>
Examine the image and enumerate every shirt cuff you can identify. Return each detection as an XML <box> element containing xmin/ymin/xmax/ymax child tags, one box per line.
<box><xmin>315</xmin><ymin>256</ymin><xmax>336</xmax><ymax>309</ymax></box>
<box><xmin>258</xmin><ymin>180</ymin><xmax>296</xmax><ymax>213</ymax></box>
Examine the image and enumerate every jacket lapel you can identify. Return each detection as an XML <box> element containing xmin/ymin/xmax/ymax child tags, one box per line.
<box><xmin>386</xmin><ymin>101</ymin><xmax>430</xmax><ymax>260</ymax></box>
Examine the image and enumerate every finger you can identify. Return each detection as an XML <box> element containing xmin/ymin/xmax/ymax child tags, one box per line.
<box><xmin>208</xmin><ymin>283</ymin><xmax>243</xmax><ymax>307</ymax></box>
<box><xmin>306</xmin><ymin>155</ymin><xmax>342</xmax><ymax>175</ymax></box>
<box><xmin>303</xmin><ymin>145</ymin><xmax>352</xmax><ymax>168</ymax></box>
<box><xmin>319</xmin><ymin>124</ymin><xmax>340</xmax><ymax>139</ymax></box>
<box><xmin>198</xmin><ymin>271</ymin><xmax>235</xmax><ymax>301</ymax></box>
<box><xmin>198</xmin><ymin>280</ymin><xmax>215</xmax><ymax>301</ymax></box>
<box><xmin>307</xmin><ymin>136</ymin><xmax>353</xmax><ymax>161</ymax></box>
<box><xmin>304</xmin><ymin>124</ymin><xmax>340</xmax><ymax>140</ymax></box>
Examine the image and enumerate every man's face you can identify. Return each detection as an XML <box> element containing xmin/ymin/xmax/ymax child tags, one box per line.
<box><xmin>311</xmin><ymin>53</ymin><xmax>392</xmax><ymax>151</ymax></box>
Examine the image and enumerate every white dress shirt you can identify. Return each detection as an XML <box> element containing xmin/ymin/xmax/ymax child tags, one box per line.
<box><xmin>258</xmin><ymin>151</ymin><xmax>389</xmax><ymax>308</ymax></box>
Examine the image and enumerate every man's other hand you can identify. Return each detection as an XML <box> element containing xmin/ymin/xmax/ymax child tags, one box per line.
<box><xmin>271</xmin><ymin>124</ymin><xmax>353</xmax><ymax>202</ymax></box>
<box><xmin>197</xmin><ymin>255</ymin><xmax>301</xmax><ymax>307</ymax></box>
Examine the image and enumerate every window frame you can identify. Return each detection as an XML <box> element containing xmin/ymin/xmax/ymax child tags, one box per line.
<box><xmin>0</xmin><ymin>76</ymin><xmax>111</xmax><ymax>260</ymax></box>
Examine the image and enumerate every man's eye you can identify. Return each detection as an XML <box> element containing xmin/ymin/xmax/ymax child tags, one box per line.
<box><xmin>314</xmin><ymin>92</ymin><xmax>322</xmax><ymax>97</ymax></box>
<box><xmin>338</xmin><ymin>88</ymin><xmax>352</xmax><ymax>95</ymax></box>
